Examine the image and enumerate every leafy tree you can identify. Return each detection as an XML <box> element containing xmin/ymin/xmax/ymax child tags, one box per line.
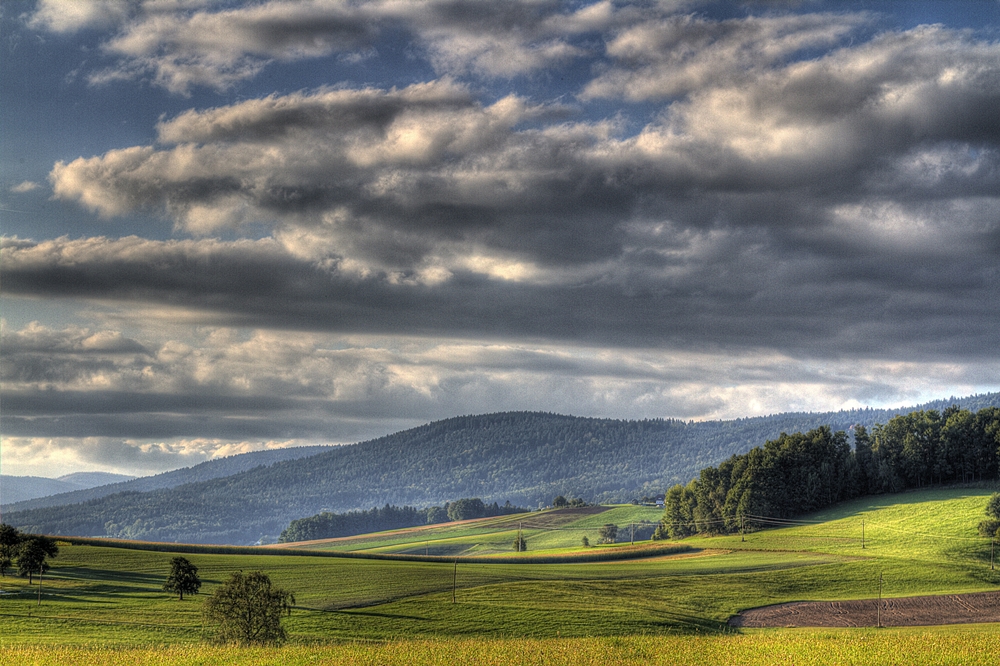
<box><xmin>163</xmin><ymin>556</ymin><xmax>201</xmax><ymax>600</ymax></box>
<box><xmin>425</xmin><ymin>506</ymin><xmax>448</xmax><ymax>524</ymax></box>
<box><xmin>203</xmin><ymin>571</ymin><xmax>295</xmax><ymax>645</ymax></box>
<box><xmin>513</xmin><ymin>535</ymin><xmax>527</xmax><ymax>552</ymax></box>
<box><xmin>986</xmin><ymin>493</ymin><xmax>1000</xmax><ymax>520</ymax></box>
<box><xmin>598</xmin><ymin>524</ymin><xmax>618</xmax><ymax>544</ymax></box>
<box><xmin>581</xmin><ymin>535</ymin><xmax>590</xmax><ymax>547</ymax></box>
<box><xmin>552</xmin><ymin>495</ymin><xmax>568</xmax><ymax>508</ymax></box>
<box><xmin>17</xmin><ymin>535</ymin><xmax>58</xmax><ymax>584</ymax></box>
<box><xmin>446</xmin><ymin>498</ymin><xmax>487</xmax><ymax>521</ymax></box>
<box><xmin>0</xmin><ymin>524</ymin><xmax>23</xmax><ymax>577</ymax></box>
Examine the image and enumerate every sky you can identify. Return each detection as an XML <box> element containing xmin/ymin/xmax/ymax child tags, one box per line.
<box><xmin>2</xmin><ymin>0</ymin><xmax>1000</xmax><ymax>478</ymax></box>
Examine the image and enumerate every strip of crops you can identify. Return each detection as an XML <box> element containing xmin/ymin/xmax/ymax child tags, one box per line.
<box><xmin>3</xmin><ymin>629</ymin><xmax>1000</xmax><ymax>666</ymax></box>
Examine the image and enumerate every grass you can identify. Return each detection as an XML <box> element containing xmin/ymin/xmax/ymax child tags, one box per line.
<box><xmin>3</xmin><ymin>628</ymin><xmax>1000</xmax><ymax>665</ymax></box>
<box><xmin>284</xmin><ymin>504</ymin><xmax>664</xmax><ymax>555</ymax></box>
<box><xmin>1</xmin><ymin>486</ymin><xmax>998</xmax><ymax>662</ymax></box>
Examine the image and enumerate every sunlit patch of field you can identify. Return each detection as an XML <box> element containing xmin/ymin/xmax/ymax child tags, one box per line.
<box><xmin>1</xmin><ymin>486</ymin><xmax>997</xmax><ymax>659</ymax></box>
<box><xmin>4</xmin><ymin>627</ymin><xmax>1000</xmax><ymax>666</ymax></box>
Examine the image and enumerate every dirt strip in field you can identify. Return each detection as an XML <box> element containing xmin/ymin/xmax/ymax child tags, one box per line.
<box><xmin>730</xmin><ymin>590</ymin><xmax>1000</xmax><ymax>627</ymax></box>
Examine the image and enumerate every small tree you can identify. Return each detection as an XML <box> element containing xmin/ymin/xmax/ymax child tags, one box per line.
<box><xmin>203</xmin><ymin>571</ymin><xmax>295</xmax><ymax>645</ymax></box>
<box><xmin>597</xmin><ymin>524</ymin><xmax>618</xmax><ymax>544</ymax></box>
<box><xmin>513</xmin><ymin>535</ymin><xmax>527</xmax><ymax>552</ymax></box>
<box><xmin>0</xmin><ymin>524</ymin><xmax>23</xmax><ymax>577</ymax></box>
<box><xmin>553</xmin><ymin>495</ymin><xmax>568</xmax><ymax>508</ymax></box>
<box><xmin>163</xmin><ymin>556</ymin><xmax>201</xmax><ymax>600</ymax></box>
<box><xmin>17</xmin><ymin>535</ymin><xmax>58</xmax><ymax>584</ymax></box>
<box><xmin>986</xmin><ymin>493</ymin><xmax>1000</xmax><ymax>520</ymax></box>
<box><xmin>581</xmin><ymin>535</ymin><xmax>590</xmax><ymax>547</ymax></box>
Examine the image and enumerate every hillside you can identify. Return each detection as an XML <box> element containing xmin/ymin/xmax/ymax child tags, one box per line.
<box><xmin>4</xmin><ymin>445</ymin><xmax>332</xmax><ymax>512</ymax></box>
<box><xmin>0</xmin><ymin>472</ymin><xmax>133</xmax><ymax>505</ymax></box>
<box><xmin>7</xmin><ymin>393</ymin><xmax>999</xmax><ymax>545</ymax></box>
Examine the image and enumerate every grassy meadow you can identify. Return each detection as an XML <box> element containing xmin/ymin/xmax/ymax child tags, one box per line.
<box><xmin>1</xmin><ymin>486</ymin><xmax>998</xmax><ymax>664</ymax></box>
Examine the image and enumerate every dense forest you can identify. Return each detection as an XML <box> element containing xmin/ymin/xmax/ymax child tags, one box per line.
<box><xmin>655</xmin><ymin>407</ymin><xmax>1000</xmax><ymax>539</ymax></box>
<box><xmin>277</xmin><ymin>498</ymin><xmax>527</xmax><ymax>543</ymax></box>
<box><xmin>7</xmin><ymin>394</ymin><xmax>1000</xmax><ymax>545</ymax></box>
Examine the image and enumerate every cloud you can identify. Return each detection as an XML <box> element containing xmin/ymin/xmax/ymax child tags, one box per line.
<box><xmin>91</xmin><ymin>0</ymin><xmax>375</xmax><ymax>94</ymax></box>
<box><xmin>28</xmin><ymin>0</ymin><xmax>132</xmax><ymax>34</ymax></box>
<box><xmin>10</xmin><ymin>181</ymin><xmax>40</xmax><ymax>193</ymax></box>
<box><xmin>582</xmin><ymin>12</ymin><xmax>867</xmax><ymax>101</ymax></box>
<box><xmin>5</xmin><ymin>166</ymin><xmax>1000</xmax><ymax>360</ymax></box>
<box><xmin>30</xmin><ymin>0</ymin><xmax>636</xmax><ymax>93</ymax></box>
<box><xmin>1</xmin><ymin>315</ymin><xmax>997</xmax><ymax>473</ymax></box>
<box><xmin>0</xmin><ymin>435</ymin><xmax>310</xmax><ymax>478</ymax></box>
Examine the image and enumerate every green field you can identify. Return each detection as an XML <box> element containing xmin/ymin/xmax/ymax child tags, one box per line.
<box><xmin>1</xmin><ymin>487</ymin><xmax>998</xmax><ymax>663</ymax></box>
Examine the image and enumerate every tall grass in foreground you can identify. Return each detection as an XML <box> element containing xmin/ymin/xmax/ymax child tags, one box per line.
<box><xmin>4</xmin><ymin>629</ymin><xmax>1000</xmax><ymax>666</ymax></box>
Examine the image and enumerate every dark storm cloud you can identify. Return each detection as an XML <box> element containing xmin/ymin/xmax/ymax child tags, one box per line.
<box><xmin>3</xmin><ymin>233</ymin><xmax>998</xmax><ymax>359</ymax></box>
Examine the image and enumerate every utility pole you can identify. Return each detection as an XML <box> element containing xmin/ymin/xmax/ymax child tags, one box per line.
<box><xmin>630</xmin><ymin>522</ymin><xmax>634</xmax><ymax>545</ymax></box>
<box><xmin>37</xmin><ymin>566</ymin><xmax>43</xmax><ymax>606</ymax></box>
<box><xmin>877</xmin><ymin>572</ymin><xmax>883</xmax><ymax>628</ymax></box>
<box><xmin>991</xmin><ymin>537</ymin><xmax>995</xmax><ymax>571</ymax></box>
<box><xmin>452</xmin><ymin>558</ymin><xmax>458</xmax><ymax>604</ymax></box>
<box><xmin>862</xmin><ymin>519</ymin><xmax>865</xmax><ymax>549</ymax></box>
<box><xmin>741</xmin><ymin>514</ymin><xmax>745</xmax><ymax>542</ymax></box>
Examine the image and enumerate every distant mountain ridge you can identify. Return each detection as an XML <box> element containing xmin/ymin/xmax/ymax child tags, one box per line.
<box><xmin>6</xmin><ymin>392</ymin><xmax>999</xmax><ymax>545</ymax></box>
<box><xmin>4</xmin><ymin>446</ymin><xmax>332</xmax><ymax>512</ymax></box>
<box><xmin>0</xmin><ymin>472</ymin><xmax>134</xmax><ymax>505</ymax></box>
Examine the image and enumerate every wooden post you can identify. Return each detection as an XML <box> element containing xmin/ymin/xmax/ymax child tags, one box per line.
<box><xmin>862</xmin><ymin>519</ymin><xmax>865</xmax><ymax>549</ymax></box>
<box><xmin>877</xmin><ymin>572</ymin><xmax>882</xmax><ymax>628</ymax></box>
<box><xmin>452</xmin><ymin>558</ymin><xmax>458</xmax><ymax>604</ymax></box>
<box><xmin>37</xmin><ymin>566</ymin><xmax>42</xmax><ymax>606</ymax></box>
<box><xmin>630</xmin><ymin>522</ymin><xmax>634</xmax><ymax>545</ymax></box>
<box><xmin>741</xmin><ymin>514</ymin><xmax>745</xmax><ymax>542</ymax></box>
<box><xmin>991</xmin><ymin>537</ymin><xmax>995</xmax><ymax>571</ymax></box>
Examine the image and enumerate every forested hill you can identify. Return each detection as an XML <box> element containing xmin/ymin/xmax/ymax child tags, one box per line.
<box><xmin>7</xmin><ymin>393</ymin><xmax>1000</xmax><ymax>545</ymax></box>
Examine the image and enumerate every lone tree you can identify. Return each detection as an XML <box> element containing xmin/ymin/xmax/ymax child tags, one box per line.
<box><xmin>598</xmin><ymin>524</ymin><xmax>618</xmax><ymax>544</ymax></box>
<box><xmin>17</xmin><ymin>535</ymin><xmax>58</xmax><ymax>584</ymax></box>
<box><xmin>513</xmin><ymin>534</ymin><xmax>527</xmax><ymax>552</ymax></box>
<box><xmin>980</xmin><ymin>492</ymin><xmax>1000</xmax><ymax>538</ymax></box>
<box><xmin>203</xmin><ymin>571</ymin><xmax>295</xmax><ymax>645</ymax></box>
<box><xmin>163</xmin><ymin>556</ymin><xmax>201</xmax><ymax>600</ymax></box>
<box><xmin>0</xmin><ymin>524</ymin><xmax>23</xmax><ymax>577</ymax></box>
<box><xmin>553</xmin><ymin>495</ymin><xmax>568</xmax><ymax>508</ymax></box>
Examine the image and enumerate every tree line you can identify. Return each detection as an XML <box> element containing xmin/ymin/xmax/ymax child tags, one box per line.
<box><xmin>655</xmin><ymin>407</ymin><xmax>1000</xmax><ymax>539</ymax></box>
<box><xmin>278</xmin><ymin>498</ymin><xmax>527</xmax><ymax>543</ymax></box>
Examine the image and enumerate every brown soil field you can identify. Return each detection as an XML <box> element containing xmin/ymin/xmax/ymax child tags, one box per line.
<box><xmin>730</xmin><ymin>590</ymin><xmax>1000</xmax><ymax>627</ymax></box>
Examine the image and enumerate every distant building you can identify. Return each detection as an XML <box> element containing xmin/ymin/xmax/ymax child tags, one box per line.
<box><xmin>655</xmin><ymin>494</ymin><xmax>665</xmax><ymax>507</ymax></box>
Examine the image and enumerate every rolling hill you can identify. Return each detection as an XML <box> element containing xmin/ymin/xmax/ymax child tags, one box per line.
<box><xmin>6</xmin><ymin>393</ymin><xmax>999</xmax><ymax>545</ymax></box>
<box><xmin>0</xmin><ymin>472</ymin><xmax>134</xmax><ymax>505</ymax></box>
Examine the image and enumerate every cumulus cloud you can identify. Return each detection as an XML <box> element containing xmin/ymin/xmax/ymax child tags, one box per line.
<box><xmin>43</xmin><ymin>20</ymin><xmax>1000</xmax><ymax>291</ymax></box>
<box><xmin>28</xmin><ymin>0</ymin><xmax>638</xmax><ymax>93</ymax></box>
<box><xmin>28</xmin><ymin>0</ymin><xmax>133</xmax><ymax>33</ymax></box>
<box><xmin>582</xmin><ymin>12</ymin><xmax>867</xmax><ymax>101</ymax></box>
<box><xmin>11</xmin><ymin>3</ymin><xmax>1000</xmax><ymax>476</ymax></box>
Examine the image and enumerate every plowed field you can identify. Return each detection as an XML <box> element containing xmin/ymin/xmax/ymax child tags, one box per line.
<box><xmin>730</xmin><ymin>590</ymin><xmax>1000</xmax><ymax>627</ymax></box>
